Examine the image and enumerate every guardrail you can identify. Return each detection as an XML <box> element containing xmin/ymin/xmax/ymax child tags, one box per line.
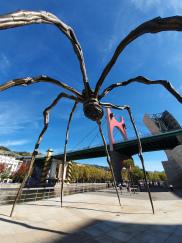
<box><xmin>0</xmin><ymin>183</ymin><xmax>108</xmax><ymax>205</ymax></box>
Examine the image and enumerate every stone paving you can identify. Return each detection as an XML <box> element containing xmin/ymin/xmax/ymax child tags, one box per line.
<box><xmin>0</xmin><ymin>189</ymin><xmax>182</xmax><ymax>242</ymax></box>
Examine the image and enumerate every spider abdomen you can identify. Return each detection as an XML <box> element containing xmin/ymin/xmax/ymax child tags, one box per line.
<box><xmin>83</xmin><ymin>98</ymin><xmax>104</xmax><ymax>121</ymax></box>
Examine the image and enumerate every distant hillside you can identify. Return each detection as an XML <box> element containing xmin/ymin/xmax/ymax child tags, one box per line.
<box><xmin>15</xmin><ymin>151</ymin><xmax>32</xmax><ymax>156</ymax></box>
<box><xmin>0</xmin><ymin>146</ymin><xmax>11</xmax><ymax>152</ymax></box>
<box><xmin>0</xmin><ymin>146</ymin><xmax>37</xmax><ymax>157</ymax></box>
<box><xmin>75</xmin><ymin>162</ymin><xmax>109</xmax><ymax>170</ymax></box>
<box><xmin>89</xmin><ymin>164</ymin><xmax>109</xmax><ymax>170</ymax></box>
<box><xmin>0</xmin><ymin>146</ymin><xmax>18</xmax><ymax>156</ymax></box>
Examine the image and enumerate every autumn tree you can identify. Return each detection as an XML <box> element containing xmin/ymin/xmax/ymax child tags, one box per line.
<box><xmin>0</xmin><ymin>163</ymin><xmax>10</xmax><ymax>181</ymax></box>
<box><xmin>0</xmin><ymin>163</ymin><xmax>6</xmax><ymax>173</ymax></box>
<box><xmin>12</xmin><ymin>162</ymin><xmax>29</xmax><ymax>182</ymax></box>
<box><xmin>70</xmin><ymin>163</ymin><xmax>111</xmax><ymax>183</ymax></box>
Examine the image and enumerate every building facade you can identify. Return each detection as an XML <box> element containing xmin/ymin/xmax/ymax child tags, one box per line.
<box><xmin>0</xmin><ymin>152</ymin><xmax>21</xmax><ymax>173</ymax></box>
<box><xmin>143</xmin><ymin>111</ymin><xmax>182</xmax><ymax>187</ymax></box>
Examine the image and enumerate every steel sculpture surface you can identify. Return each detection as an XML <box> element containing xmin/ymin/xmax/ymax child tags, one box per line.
<box><xmin>0</xmin><ymin>11</ymin><xmax>181</xmax><ymax>217</ymax></box>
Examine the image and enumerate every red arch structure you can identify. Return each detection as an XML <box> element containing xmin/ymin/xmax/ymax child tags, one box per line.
<box><xmin>106</xmin><ymin>108</ymin><xmax>127</xmax><ymax>151</ymax></box>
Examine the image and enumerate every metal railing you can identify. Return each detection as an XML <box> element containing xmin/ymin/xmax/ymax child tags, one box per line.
<box><xmin>0</xmin><ymin>183</ymin><xmax>108</xmax><ymax>205</ymax></box>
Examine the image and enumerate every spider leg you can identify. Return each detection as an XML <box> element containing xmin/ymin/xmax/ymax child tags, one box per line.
<box><xmin>99</xmin><ymin>76</ymin><xmax>182</xmax><ymax>103</ymax></box>
<box><xmin>0</xmin><ymin>75</ymin><xmax>82</xmax><ymax>98</ymax></box>
<box><xmin>97</xmin><ymin>119</ymin><xmax>122</xmax><ymax>208</ymax></box>
<box><xmin>95</xmin><ymin>16</ymin><xmax>182</xmax><ymax>95</ymax></box>
<box><xmin>100</xmin><ymin>102</ymin><xmax>155</xmax><ymax>214</ymax></box>
<box><xmin>60</xmin><ymin>101</ymin><xmax>78</xmax><ymax>207</ymax></box>
<box><xmin>0</xmin><ymin>10</ymin><xmax>90</xmax><ymax>93</ymax></box>
<box><xmin>10</xmin><ymin>93</ymin><xmax>79</xmax><ymax>217</ymax></box>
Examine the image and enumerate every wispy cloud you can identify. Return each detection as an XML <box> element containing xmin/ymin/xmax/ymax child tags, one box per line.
<box><xmin>179</xmin><ymin>85</ymin><xmax>182</xmax><ymax>92</ymax></box>
<box><xmin>56</xmin><ymin>103</ymin><xmax>84</xmax><ymax>121</ymax></box>
<box><xmin>0</xmin><ymin>101</ymin><xmax>40</xmax><ymax>135</ymax></box>
<box><xmin>0</xmin><ymin>53</ymin><xmax>11</xmax><ymax>75</ymax></box>
<box><xmin>131</xmin><ymin>0</ymin><xmax>182</xmax><ymax>14</ymax></box>
<box><xmin>0</xmin><ymin>139</ymin><xmax>29</xmax><ymax>147</ymax></box>
<box><xmin>166</xmin><ymin>53</ymin><xmax>182</xmax><ymax>71</ymax></box>
<box><xmin>101</xmin><ymin>7</ymin><xmax>132</xmax><ymax>63</ymax></box>
<box><xmin>103</xmin><ymin>36</ymin><xmax>117</xmax><ymax>56</ymax></box>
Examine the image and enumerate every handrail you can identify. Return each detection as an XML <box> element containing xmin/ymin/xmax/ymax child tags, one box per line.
<box><xmin>0</xmin><ymin>183</ymin><xmax>108</xmax><ymax>205</ymax></box>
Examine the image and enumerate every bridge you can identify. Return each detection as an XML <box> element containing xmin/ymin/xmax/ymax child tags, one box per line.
<box><xmin>21</xmin><ymin>128</ymin><xmax>182</xmax><ymax>162</ymax></box>
<box><xmin>54</xmin><ymin>129</ymin><xmax>182</xmax><ymax>160</ymax></box>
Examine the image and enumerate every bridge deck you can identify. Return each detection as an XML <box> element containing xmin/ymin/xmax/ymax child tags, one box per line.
<box><xmin>17</xmin><ymin>129</ymin><xmax>182</xmax><ymax>161</ymax></box>
<box><xmin>54</xmin><ymin>129</ymin><xmax>182</xmax><ymax>160</ymax></box>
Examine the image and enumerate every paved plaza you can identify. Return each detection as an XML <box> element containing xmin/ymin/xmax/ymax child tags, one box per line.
<box><xmin>0</xmin><ymin>189</ymin><xmax>182</xmax><ymax>242</ymax></box>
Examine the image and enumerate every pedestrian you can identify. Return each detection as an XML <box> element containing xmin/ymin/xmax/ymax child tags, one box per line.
<box><xmin>169</xmin><ymin>184</ymin><xmax>174</xmax><ymax>191</ymax></box>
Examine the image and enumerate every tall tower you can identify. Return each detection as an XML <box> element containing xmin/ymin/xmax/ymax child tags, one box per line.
<box><xmin>143</xmin><ymin>111</ymin><xmax>182</xmax><ymax>187</ymax></box>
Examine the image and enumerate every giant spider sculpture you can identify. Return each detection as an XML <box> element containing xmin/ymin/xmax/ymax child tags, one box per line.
<box><xmin>0</xmin><ymin>11</ymin><xmax>181</xmax><ymax>217</ymax></box>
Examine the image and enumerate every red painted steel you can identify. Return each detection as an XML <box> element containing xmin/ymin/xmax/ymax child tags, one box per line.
<box><xmin>106</xmin><ymin>108</ymin><xmax>127</xmax><ymax>151</ymax></box>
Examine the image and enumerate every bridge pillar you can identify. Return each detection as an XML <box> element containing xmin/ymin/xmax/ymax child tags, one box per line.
<box><xmin>57</xmin><ymin>161</ymin><xmax>69</xmax><ymax>181</ymax></box>
<box><xmin>110</xmin><ymin>151</ymin><xmax>130</xmax><ymax>185</ymax></box>
<box><xmin>49</xmin><ymin>159</ymin><xmax>57</xmax><ymax>179</ymax></box>
<box><xmin>40</xmin><ymin>148</ymin><xmax>53</xmax><ymax>186</ymax></box>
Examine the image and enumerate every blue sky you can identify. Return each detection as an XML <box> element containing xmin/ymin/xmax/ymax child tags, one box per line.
<box><xmin>0</xmin><ymin>0</ymin><xmax>181</xmax><ymax>171</ymax></box>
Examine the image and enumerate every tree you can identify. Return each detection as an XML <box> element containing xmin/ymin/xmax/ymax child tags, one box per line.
<box><xmin>0</xmin><ymin>163</ymin><xmax>6</xmax><ymax>173</ymax></box>
<box><xmin>131</xmin><ymin>166</ymin><xmax>144</xmax><ymax>183</ymax></box>
<box><xmin>69</xmin><ymin>163</ymin><xmax>111</xmax><ymax>183</ymax></box>
<box><xmin>158</xmin><ymin>171</ymin><xmax>167</xmax><ymax>181</ymax></box>
<box><xmin>0</xmin><ymin>163</ymin><xmax>11</xmax><ymax>182</ymax></box>
<box><xmin>122</xmin><ymin>159</ymin><xmax>134</xmax><ymax>169</ymax></box>
<box><xmin>121</xmin><ymin>158</ymin><xmax>167</xmax><ymax>185</ymax></box>
<box><xmin>147</xmin><ymin>171</ymin><xmax>167</xmax><ymax>181</ymax></box>
<box><xmin>12</xmin><ymin>162</ymin><xmax>29</xmax><ymax>182</ymax></box>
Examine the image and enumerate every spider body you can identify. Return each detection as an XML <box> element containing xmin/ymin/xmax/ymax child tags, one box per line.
<box><xmin>0</xmin><ymin>10</ymin><xmax>181</xmax><ymax>217</ymax></box>
<box><xmin>83</xmin><ymin>97</ymin><xmax>104</xmax><ymax>121</ymax></box>
<box><xmin>82</xmin><ymin>89</ymin><xmax>104</xmax><ymax>121</ymax></box>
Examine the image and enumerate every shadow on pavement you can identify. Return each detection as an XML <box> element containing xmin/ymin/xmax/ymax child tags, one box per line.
<box><xmin>64</xmin><ymin>205</ymin><xmax>151</xmax><ymax>215</ymax></box>
<box><xmin>50</xmin><ymin>219</ymin><xmax>182</xmax><ymax>243</ymax></box>
<box><xmin>0</xmin><ymin>217</ymin><xmax>68</xmax><ymax>236</ymax></box>
<box><xmin>1</xmin><ymin>216</ymin><xmax>181</xmax><ymax>242</ymax></box>
<box><xmin>172</xmin><ymin>189</ymin><xmax>182</xmax><ymax>198</ymax></box>
<box><xmin>143</xmin><ymin>187</ymin><xmax>182</xmax><ymax>199</ymax></box>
